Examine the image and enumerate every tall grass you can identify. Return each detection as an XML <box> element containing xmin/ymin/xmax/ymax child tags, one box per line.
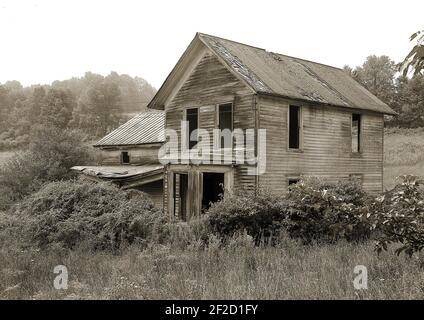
<box><xmin>1</xmin><ymin>235</ymin><xmax>423</xmax><ymax>300</ymax></box>
<box><xmin>384</xmin><ymin>128</ymin><xmax>424</xmax><ymax>189</ymax></box>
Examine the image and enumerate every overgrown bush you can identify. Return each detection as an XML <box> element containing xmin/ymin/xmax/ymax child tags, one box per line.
<box><xmin>206</xmin><ymin>178</ymin><xmax>369</xmax><ymax>244</ymax></box>
<box><xmin>365</xmin><ymin>175</ymin><xmax>424</xmax><ymax>256</ymax></box>
<box><xmin>0</xmin><ymin>127</ymin><xmax>92</xmax><ymax>210</ymax></box>
<box><xmin>2</xmin><ymin>180</ymin><xmax>165</xmax><ymax>251</ymax></box>
<box><xmin>206</xmin><ymin>189</ymin><xmax>287</xmax><ymax>242</ymax></box>
<box><xmin>283</xmin><ymin>177</ymin><xmax>370</xmax><ymax>243</ymax></box>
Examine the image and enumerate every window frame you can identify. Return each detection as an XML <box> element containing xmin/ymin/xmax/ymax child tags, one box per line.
<box><xmin>216</xmin><ymin>102</ymin><xmax>234</xmax><ymax>150</ymax></box>
<box><xmin>287</xmin><ymin>105</ymin><xmax>303</xmax><ymax>151</ymax></box>
<box><xmin>184</xmin><ymin>107</ymin><xmax>199</xmax><ymax>150</ymax></box>
<box><xmin>120</xmin><ymin>151</ymin><xmax>130</xmax><ymax>164</ymax></box>
<box><xmin>351</xmin><ymin>113</ymin><xmax>362</xmax><ymax>154</ymax></box>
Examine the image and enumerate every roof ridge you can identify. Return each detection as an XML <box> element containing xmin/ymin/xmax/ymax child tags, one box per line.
<box><xmin>197</xmin><ymin>32</ymin><xmax>268</xmax><ymax>53</ymax></box>
<box><xmin>197</xmin><ymin>32</ymin><xmax>344</xmax><ymax>72</ymax></box>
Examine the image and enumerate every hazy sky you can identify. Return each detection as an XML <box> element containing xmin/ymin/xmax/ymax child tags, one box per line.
<box><xmin>0</xmin><ymin>0</ymin><xmax>422</xmax><ymax>89</ymax></box>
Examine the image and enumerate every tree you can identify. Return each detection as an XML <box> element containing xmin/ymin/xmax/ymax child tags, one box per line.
<box><xmin>0</xmin><ymin>126</ymin><xmax>92</xmax><ymax>209</ymax></box>
<box><xmin>39</xmin><ymin>88</ymin><xmax>75</xmax><ymax>128</ymax></box>
<box><xmin>72</xmin><ymin>74</ymin><xmax>122</xmax><ymax>137</ymax></box>
<box><xmin>353</xmin><ymin>55</ymin><xmax>397</xmax><ymax>106</ymax></box>
<box><xmin>0</xmin><ymin>85</ymin><xmax>10</xmax><ymax>133</ymax></box>
<box><xmin>400</xmin><ymin>30</ymin><xmax>424</xmax><ymax>76</ymax></box>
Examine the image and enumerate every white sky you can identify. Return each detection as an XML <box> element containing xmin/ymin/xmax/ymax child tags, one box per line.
<box><xmin>0</xmin><ymin>0</ymin><xmax>422</xmax><ymax>89</ymax></box>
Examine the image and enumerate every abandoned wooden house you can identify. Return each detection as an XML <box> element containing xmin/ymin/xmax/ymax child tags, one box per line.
<box><xmin>74</xmin><ymin>32</ymin><xmax>396</xmax><ymax>220</ymax></box>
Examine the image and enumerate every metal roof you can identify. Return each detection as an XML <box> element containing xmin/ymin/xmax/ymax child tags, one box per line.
<box><xmin>94</xmin><ymin>110</ymin><xmax>165</xmax><ymax>147</ymax></box>
<box><xmin>197</xmin><ymin>33</ymin><xmax>396</xmax><ymax>115</ymax></box>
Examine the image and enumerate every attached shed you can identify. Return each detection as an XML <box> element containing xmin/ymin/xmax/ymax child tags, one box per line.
<box><xmin>72</xmin><ymin>110</ymin><xmax>166</xmax><ymax>208</ymax></box>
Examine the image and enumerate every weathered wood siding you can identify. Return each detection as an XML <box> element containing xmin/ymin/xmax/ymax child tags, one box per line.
<box><xmin>95</xmin><ymin>145</ymin><xmax>161</xmax><ymax>165</ymax></box>
<box><xmin>163</xmin><ymin>50</ymin><xmax>257</xmax><ymax>215</ymax></box>
<box><xmin>258</xmin><ymin>95</ymin><xmax>384</xmax><ymax>194</ymax></box>
<box><xmin>136</xmin><ymin>180</ymin><xmax>163</xmax><ymax>209</ymax></box>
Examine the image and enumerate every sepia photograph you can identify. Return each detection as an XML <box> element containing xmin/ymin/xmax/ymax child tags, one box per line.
<box><xmin>0</xmin><ymin>0</ymin><xmax>424</xmax><ymax>310</ymax></box>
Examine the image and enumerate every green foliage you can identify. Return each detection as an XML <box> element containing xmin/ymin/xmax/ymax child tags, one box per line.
<box><xmin>400</xmin><ymin>30</ymin><xmax>424</xmax><ymax>77</ymax></box>
<box><xmin>365</xmin><ymin>175</ymin><xmax>424</xmax><ymax>256</ymax></box>
<box><xmin>0</xmin><ymin>72</ymin><xmax>156</xmax><ymax>150</ymax></box>
<box><xmin>0</xmin><ymin>127</ymin><xmax>91</xmax><ymax>209</ymax></box>
<box><xmin>206</xmin><ymin>189</ymin><xmax>287</xmax><ymax>242</ymax></box>
<box><xmin>207</xmin><ymin>178</ymin><xmax>369</xmax><ymax>244</ymax></box>
<box><xmin>282</xmin><ymin>178</ymin><xmax>369</xmax><ymax>243</ymax></box>
<box><xmin>344</xmin><ymin>53</ymin><xmax>424</xmax><ymax>128</ymax></box>
<box><xmin>351</xmin><ymin>55</ymin><xmax>397</xmax><ymax>106</ymax></box>
<box><xmin>6</xmin><ymin>180</ymin><xmax>165</xmax><ymax>251</ymax></box>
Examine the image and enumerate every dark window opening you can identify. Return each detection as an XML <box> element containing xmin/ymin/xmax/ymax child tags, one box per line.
<box><xmin>352</xmin><ymin>114</ymin><xmax>361</xmax><ymax>153</ymax></box>
<box><xmin>288</xmin><ymin>178</ymin><xmax>300</xmax><ymax>186</ymax></box>
<box><xmin>218</xmin><ymin>103</ymin><xmax>233</xmax><ymax>148</ymax></box>
<box><xmin>173</xmin><ymin>173</ymin><xmax>188</xmax><ymax>221</ymax></box>
<box><xmin>186</xmin><ymin>108</ymin><xmax>198</xmax><ymax>149</ymax></box>
<box><xmin>202</xmin><ymin>173</ymin><xmax>224</xmax><ymax>211</ymax></box>
<box><xmin>121</xmin><ymin>151</ymin><xmax>130</xmax><ymax>164</ymax></box>
<box><xmin>180</xmin><ymin>174</ymin><xmax>188</xmax><ymax>221</ymax></box>
<box><xmin>289</xmin><ymin>105</ymin><xmax>300</xmax><ymax>149</ymax></box>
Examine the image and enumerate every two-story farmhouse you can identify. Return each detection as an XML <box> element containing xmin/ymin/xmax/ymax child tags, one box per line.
<box><xmin>74</xmin><ymin>33</ymin><xmax>396</xmax><ymax>221</ymax></box>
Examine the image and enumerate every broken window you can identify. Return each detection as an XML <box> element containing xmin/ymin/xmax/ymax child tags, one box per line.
<box><xmin>288</xmin><ymin>178</ymin><xmax>300</xmax><ymax>186</ymax></box>
<box><xmin>218</xmin><ymin>103</ymin><xmax>233</xmax><ymax>148</ymax></box>
<box><xmin>186</xmin><ymin>108</ymin><xmax>198</xmax><ymax>149</ymax></box>
<box><xmin>352</xmin><ymin>114</ymin><xmax>361</xmax><ymax>153</ymax></box>
<box><xmin>121</xmin><ymin>151</ymin><xmax>130</xmax><ymax>164</ymax></box>
<box><xmin>289</xmin><ymin>105</ymin><xmax>301</xmax><ymax>149</ymax></box>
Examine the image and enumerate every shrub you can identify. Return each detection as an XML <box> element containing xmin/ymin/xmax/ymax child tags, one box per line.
<box><xmin>365</xmin><ymin>175</ymin><xmax>424</xmax><ymax>256</ymax></box>
<box><xmin>206</xmin><ymin>189</ymin><xmax>288</xmax><ymax>242</ymax></box>
<box><xmin>206</xmin><ymin>178</ymin><xmax>369</xmax><ymax>244</ymax></box>
<box><xmin>283</xmin><ymin>177</ymin><xmax>369</xmax><ymax>243</ymax></box>
<box><xmin>5</xmin><ymin>180</ymin><xmax>165</xmax><ymax>251</ymax></box>
<box><xmin>0</xmin><ymin>127</ymin><xmax>92</xmax><ymax>210</ymax></box>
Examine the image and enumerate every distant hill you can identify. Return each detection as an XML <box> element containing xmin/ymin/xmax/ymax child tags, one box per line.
<box><xmin>51</xmin><ymin>71</ymin><xmax>157</xmax><ymax>113</ymax></box>
<box><xmin>0</xmin><ymin>72</ymin><xmax>157</xmax><ymax>150</ymax></box>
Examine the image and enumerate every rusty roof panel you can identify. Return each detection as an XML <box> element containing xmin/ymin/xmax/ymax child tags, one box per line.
<box><xmin>94</xmin><ymin>110</ymin><xmax>165</xmax><ymax>147</ymax></box>
<box><xmin>199</xmin><ymin>33</ymin><xmax>396</xmax><ymax>115</ymax></box>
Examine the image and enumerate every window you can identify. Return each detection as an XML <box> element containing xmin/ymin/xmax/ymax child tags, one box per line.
<box><xmin>186</xmin><ymin>108</ymin><xmax>198</xmax><ymax>149</ymax></box>
<box><xmin>121</xmin><ymin>151</ymin><xmax>130</xmax><ymax>164</ymax></box>
<box><xmin>289</xmin><ymin>105</ymin><xmax>301</xmax><ymax>149</ymax></box>
<box><xmin>352</xmin><ymin>114</ymin><xmax>361</xmax><ymax>153</ymax></box>
<box><xmin>218</xmin><ymin>103</ymin><xmax>233</xmax><ymax>148</ymax></box>
<box><xmin>288</xmin><ymin>178</ymin><xmax>300</xmax><ymax>186</ymax></box>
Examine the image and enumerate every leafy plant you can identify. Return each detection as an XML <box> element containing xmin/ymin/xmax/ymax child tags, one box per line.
<box><xmin>282</xmin><ymin>177</ymin><xmax>369</xmax><ymax>244</ymax></box>
<box><xmin>365</xmin><ymin>175</ymin><xmax>424</xmax><ymax>256</ymax></box>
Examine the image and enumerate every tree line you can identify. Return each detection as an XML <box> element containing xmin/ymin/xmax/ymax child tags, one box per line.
<box><xmin>0</xmin><ymin>72</ymin><xmax>156</xmax><ymax>150</ymax></box>
<box><xmin>344</xmin><ymin>30</ymin><xmax>424</xmax><ymax>128</ymax></box>
<box><xmin>344</xmin><ymin>56</ymin><xmax>424</xmax><ymax>127</ymax></box>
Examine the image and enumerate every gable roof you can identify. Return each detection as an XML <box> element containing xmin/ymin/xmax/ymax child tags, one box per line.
<box><xmin>148</xmin><ymin>33</ymin><xmax>396</xmax><ymax>115</ymax></box>
<box><xmin>94</xmin><ymin>110</ymin><xmax>165</xmax><ymax>147</ymax></box>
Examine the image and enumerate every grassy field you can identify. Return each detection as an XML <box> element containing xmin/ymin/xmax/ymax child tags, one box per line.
<box><xmin>384</xmin><ymin>128</ymin><xmax>424</xmax><ymax>189</ymax></box>
<box><xmin>1</xmin><ymin>128</ymin><xmax>423</xmax><ymax>300</ymax></box>
<box><xmin>1</xmin><ymin>238</ymin><xmax>423</xmax><ymax>300</ymax></box>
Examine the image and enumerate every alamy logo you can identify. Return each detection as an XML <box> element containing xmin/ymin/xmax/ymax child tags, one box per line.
<box><xmin>353</xmin><ymin>265</ymin><xmax>368</xmax><ymax>290</ymax></box>
<box><xmin>53</xmin><ymin>265</ymin><xmax>68</xmax><ymax>290</ymax></box>
<box><xmin>158</xmin><ymin>121</ymin><xmax>267</xmax><ymax>175</ymax></box>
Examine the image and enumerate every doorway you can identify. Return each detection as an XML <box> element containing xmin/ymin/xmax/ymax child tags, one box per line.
<box><xmin>202</xmin><ymin>172</ymin><xmax>224</xmax><ymax>211</ymax></box>
<box><xmin>179</xmin><ymin>173</ymin><xmax>188</xmax><ymax>220</ymax></box>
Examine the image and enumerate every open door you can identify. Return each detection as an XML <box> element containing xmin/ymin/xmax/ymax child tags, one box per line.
<box><xmin>201</xmin><ymin>172</ymin><xmax>224</xmax><ymax>212</ymax></box>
